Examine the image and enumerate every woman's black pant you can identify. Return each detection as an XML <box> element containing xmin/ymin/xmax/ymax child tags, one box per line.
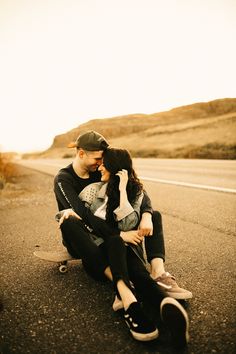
<box><xmin>61</xmin><ymin>217</ymin><xmax>131</xmax><ymax>290</ymax></box>
<box><xmin>60</xmin><ymin>211</ymin><xmax>165</xmax><ymax>294</ymax></box>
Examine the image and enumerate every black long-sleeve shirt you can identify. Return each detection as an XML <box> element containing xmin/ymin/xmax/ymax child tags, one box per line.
<box><xmin>54</xmin><ymin>163</ymin><xmax>153</xmax><ymax>238</ymax></box>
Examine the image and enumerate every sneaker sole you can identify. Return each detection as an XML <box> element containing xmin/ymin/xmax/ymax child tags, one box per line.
<box><xmin>129</xmin><ymin>328</ymin><xmax>159</xmax><ymax>342</ymax></box>
<box><xmin>166</xmin><ymin>291</ymin><xmax>193</xmax><ymax>300</ymax></box>
<box><xmin>112</xmin><ymin>296</ymin><xmax>124</xmax><ymax>311</ymax></box>
<box><xmin>113</xmin><ymin>302</ymin><xmax>124</xmax><ymax>311</ymax></box>
<box><xmin>160</xmin><ymin>297</ymin><xmax>189</xmax><ymax>347</ymax></box>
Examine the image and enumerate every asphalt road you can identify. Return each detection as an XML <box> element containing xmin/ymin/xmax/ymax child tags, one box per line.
<box><xmin>18</xmin><ymin>158</ymin><xmax>236</xmax><ymax>191</ymax></box>
<box><xmin>1</xmin><ymin>159</ymin><xmax>236</xmax><ymax>353</ymax></box>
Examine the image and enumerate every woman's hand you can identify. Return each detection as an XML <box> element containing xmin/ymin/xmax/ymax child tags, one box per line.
<box><xmin>116</xmin><ymin>169</ymin><xmax>128</xmax><ymax>192</ymax></box>
<box><xmin>120</xmin><ymin>230</ymin><xmax>144</xmax><ymax>245</ymax></box>
<box><xmin>59</xmin><ymin>208</ymin><xmax>81</xmax><ymax>226</ymax></box>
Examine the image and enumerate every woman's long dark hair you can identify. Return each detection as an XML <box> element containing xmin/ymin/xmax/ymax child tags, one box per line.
<box><xmin>102</xmin><ymin>148</ymin><xmax>143</xmax><ymax>227</ymax></box>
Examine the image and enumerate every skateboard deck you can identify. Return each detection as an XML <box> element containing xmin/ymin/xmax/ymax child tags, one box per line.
<box><xmin>34</xmin><ymin>250</ymin><xmax>77</xmax><ymax>273</ymax></box>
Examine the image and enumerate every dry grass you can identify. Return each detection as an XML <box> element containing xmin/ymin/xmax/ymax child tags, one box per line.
<box><xmin>26</xmin><ymin>98</ymin><xmax>236</xmax><ymax>160</ymax></box>
<box><xmin>129</xmin><ymin>143</ymin><xmax>236</xmax><ymax>159</ymax></box>
<box><xmin>0</xmin><ymin>153</ymin><xmax>19</xmax><ymax>189</ymax></box>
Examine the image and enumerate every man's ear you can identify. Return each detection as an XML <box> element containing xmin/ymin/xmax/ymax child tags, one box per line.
<box><xmin>77</xmin><ymin>149</ymin><xmax>84</xmax><ymax>158</ymax></box>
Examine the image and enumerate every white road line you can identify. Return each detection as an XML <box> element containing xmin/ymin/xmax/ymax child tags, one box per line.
<box><xmin>139</xmin><ymin>176</ymin><xmax>236</xmax><ymax>194</ymax></box>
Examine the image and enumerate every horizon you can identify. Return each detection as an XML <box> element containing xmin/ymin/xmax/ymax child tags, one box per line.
<box><xmin>0</xmin><ymin>0</ymin><xmax>236</xmax><ymax>153</ymax></box>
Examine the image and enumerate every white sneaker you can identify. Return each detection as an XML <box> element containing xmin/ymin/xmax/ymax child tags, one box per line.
<box><xmin>112</xmin><ymin>295</ymin><xmax>124</xmax><ymax>311</ymax></box>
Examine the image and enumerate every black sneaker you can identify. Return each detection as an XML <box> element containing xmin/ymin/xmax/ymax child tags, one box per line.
<box><xmin>160</xmin><ymin>297</ymin><xmax>189</xmax><ymax>348</ymax></box>
<box><xmin>124</xmin><ymin>302</ymin><xmax>158</xmax><ymax>341</ymax></box>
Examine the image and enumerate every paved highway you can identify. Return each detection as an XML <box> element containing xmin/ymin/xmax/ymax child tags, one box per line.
<box><xmin>18</xmin><ymin>158</ymin><xmax>236</xmax><ymax>236</ymax></box>
<box><xmin>10</xmin><ymin>158</ymin><xmax>236</xmax><ymax>353</ymax></box>
<box><xmin>18</xmin><ymin>158</ymin><xmax>236</xmax><ymax>191</ymax></box>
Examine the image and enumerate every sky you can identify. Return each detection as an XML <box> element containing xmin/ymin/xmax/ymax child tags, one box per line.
<box><xmin>0</xmin><ymin>0</ymin><xmax>236</xmax><ymax>153</ymax></box>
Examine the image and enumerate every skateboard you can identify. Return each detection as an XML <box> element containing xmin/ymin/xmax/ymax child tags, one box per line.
<box><xmin>33</xmin><ymin>250</ymin><xmax>78</xmax><ymax>273</ymax></box>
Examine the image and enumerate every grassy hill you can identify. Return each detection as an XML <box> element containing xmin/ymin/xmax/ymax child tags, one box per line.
<box><xmin>29</xmin><ymin>98</ymin><xmax>236</xmax><ymax>159</ymax></box>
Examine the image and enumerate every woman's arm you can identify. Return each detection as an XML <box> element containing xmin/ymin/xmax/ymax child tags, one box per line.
<box><xmin>113</xmin><ymin>171</ymin><xmax>154</xmax><ymax>234</ymax></box>
<box><xmin>112</xmin><ymin>169</ymin><xmax>142</xmax><ymax>231</ymax></box>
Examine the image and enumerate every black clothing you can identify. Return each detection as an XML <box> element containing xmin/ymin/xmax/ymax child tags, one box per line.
<box><xmin>60</xmin><ymin>213</ymin><xmax>165</xmax><ymax>300</ymax></box>
<box><xmin>54</xmin><ymin>164</ymin><xmax>101</xmax><ymax>213</ymax></box>
<box><xmin>54</xmin><ymin>163</ymin><xmax>165</xmax><ymax>295</ymax></box>
<box><xmin>54</xmin><ymin>164</ymin><xmax>120</xmax><ymax>238</ymax></box>
<box><xmin>54</xmin><ymin>163</ymin><xmax>153</xmax><ymax>239</ymax></box>
<box><xmin>145</xmin><ymin>211</ymin><xmax>165</xmax><ymax>262</ymax></box>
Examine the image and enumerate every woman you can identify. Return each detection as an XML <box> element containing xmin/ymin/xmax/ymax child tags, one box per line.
<box><xmin>59</xmin><ymin>148</ymin><xmax>189</xmax><ymax>345</ymax></box>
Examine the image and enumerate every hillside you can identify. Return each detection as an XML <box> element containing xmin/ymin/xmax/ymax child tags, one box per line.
<box><xmin>30</xmin><ymin>98</ymin><xmax>236</xmax><ymax>159</ymax></box>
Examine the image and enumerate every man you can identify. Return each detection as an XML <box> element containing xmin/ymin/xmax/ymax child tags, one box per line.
<box><xmin>54</xmin><ymin>130</ymin><xmax>154</xmax><ymax>280</ymax></box>
<box><xmin>54</xmin><ymin>130</ymin><xmax>190</xmax><ymax>346</ymax></box>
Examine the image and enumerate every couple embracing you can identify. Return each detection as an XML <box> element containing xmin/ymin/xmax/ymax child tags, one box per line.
<box><xmin>54</xmin><ymin>130</ymin><xmax>192</xmax><ymax>347</ymax></box>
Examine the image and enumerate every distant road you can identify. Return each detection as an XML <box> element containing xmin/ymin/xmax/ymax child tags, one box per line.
<box><xmin>17</xmin><ymin>158</ymin><xmax>236</xmax><ymax>194</ymax></box>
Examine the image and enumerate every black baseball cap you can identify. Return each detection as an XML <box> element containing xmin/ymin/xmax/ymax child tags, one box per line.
<box><xmin>68</xmin><ymin>130</ymin><xmax>109</xmax><ymax>151</ymax></box>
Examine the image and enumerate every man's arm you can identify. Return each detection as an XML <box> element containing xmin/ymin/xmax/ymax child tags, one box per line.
<box><xmin>54</xmin><ymin>175</ymin><xmax>120</xmax><ymax>238</ymax></box>
<box><xmin>54</xmin><ymin>176</ymin><xmax>89</xmax><ymax>219</ymax></box>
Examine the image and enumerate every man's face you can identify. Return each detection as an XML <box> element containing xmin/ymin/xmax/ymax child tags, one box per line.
<box><xmin>81</xmin><ymin>150</ymin><xmax>103</xmax><ymax>172</ymax></box>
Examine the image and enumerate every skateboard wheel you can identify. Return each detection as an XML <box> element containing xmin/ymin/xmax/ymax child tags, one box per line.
<box><xmin>59</xmin><ymin>264</ymin><xmax>68</xmax><ymax>273</ymax></box>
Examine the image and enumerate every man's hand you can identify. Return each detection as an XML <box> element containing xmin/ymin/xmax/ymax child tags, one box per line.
<box><xmin>120</xmin><ymin>230</ymin><xmax>144</xmax><ymax>245</ymax></box>
<box><xmin>138</xmin><ymin>212</ymin><xmax>153</xmax><ymax>237</ymax></box>
<box><xmin>59</xmin><ymin>208</ymin><xmax>82</xmax><ymax>226</ymax></box>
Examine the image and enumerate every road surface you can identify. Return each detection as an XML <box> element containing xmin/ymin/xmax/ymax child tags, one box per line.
<box><xmin>1</xmin><ymin>158</ymin><xmax>235</xmax><ymax>353</ymax></box>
